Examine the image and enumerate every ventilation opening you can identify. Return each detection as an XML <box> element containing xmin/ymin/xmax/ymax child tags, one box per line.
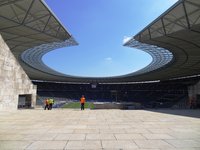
<box><xmin>18</xmin><ymin>94</ymin><xmax>32</xmax><ymax>109</ymax></box>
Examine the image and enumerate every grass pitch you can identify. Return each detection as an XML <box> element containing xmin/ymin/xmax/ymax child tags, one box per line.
<box><xmin>62</xmin><ymin>102</ymin><xmax>94</xmax><ymax>109</ymax></box>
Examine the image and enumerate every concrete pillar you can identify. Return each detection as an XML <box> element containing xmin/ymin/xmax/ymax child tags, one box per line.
<box><xmin>0</xmin><ymin>35</ymin><xmax>37</xmax><ymax>110</ymax></box>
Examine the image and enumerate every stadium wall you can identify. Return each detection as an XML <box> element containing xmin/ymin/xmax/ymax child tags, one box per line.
<box><xmin>188</xmin><ymin>81</ymin><xmax>200</xmax><ymax>104</ymax></box>
<box><xmin>0</xmin><ymin>35</ymin><xmax>37</xmax><ymax>110</ymax></box>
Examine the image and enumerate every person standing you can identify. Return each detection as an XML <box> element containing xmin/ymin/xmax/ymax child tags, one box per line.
<box><xmin>44</xmin><ymin>98</ymin><xmax>49</xmax><ymax>110</ymax></box>
<box><xmin>49</xmin><ymin>98</ymin><xmax>54</xmax><ymax>110</ymax></box>
<box><xmin>80</xmin><ymin>95</ymin><xmax>86</xmax><ymax>110</ymax></box>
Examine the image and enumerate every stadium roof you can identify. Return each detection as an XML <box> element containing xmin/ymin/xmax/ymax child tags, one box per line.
<box><xmin>124</xmin><ymin>0</ymin><xmax>200</xmax><ymax>82</ymax></box>
<box><xmin>0</xmin><ymin>0</ymin><xmax>200</xmax><ymax>83</ymax></box>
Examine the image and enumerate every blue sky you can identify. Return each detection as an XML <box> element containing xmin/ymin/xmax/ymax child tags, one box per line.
<box><xmin>43</xmin><ymin>0</ymin><xmax>178</xmax><ymax>77</ymax></box>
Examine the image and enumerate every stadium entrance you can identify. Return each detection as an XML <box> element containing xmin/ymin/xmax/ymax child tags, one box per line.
<box><xmin>18</xmin><ymin>94</ymin><xmax>32</xmax><ymax>109</ymax></box>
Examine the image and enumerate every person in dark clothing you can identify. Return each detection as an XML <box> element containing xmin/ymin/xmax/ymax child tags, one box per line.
<box><xmin>44</xmin><ymin>98</ymin><xmax>49</xmax><ymax>110</ymax></box>
<box><xmin>80</xmin><ymin>95</ymin><xmax>86</xmax><ymax>110</ymax></box>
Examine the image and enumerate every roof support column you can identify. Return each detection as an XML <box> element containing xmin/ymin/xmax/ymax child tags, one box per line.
<box><xmin>21</xmin><ymin>0</ymin><xmax>35</xmax><ymax>25</ymax></box>
<box><xmin>161</xmin><ymin>18</ymin><xmax>167</xmax><ymax>36</ymax></box>
<box><xmin>182</xmin><ymin>1</ymin><xmax>191</xmax><ymax>29</ymax></box>
<box><xmin>148</xmin><ymin>28</ymin><xmax>152</xmax><ymax>39</ymax></box>
<box><xmin>43</xmin><ymin>15</ymin><xmax>51</xmax><ymax>32</ymax></box>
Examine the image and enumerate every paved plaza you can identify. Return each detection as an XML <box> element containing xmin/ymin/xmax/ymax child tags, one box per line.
<box><xmin>0</xmin><ymin>109</ymin><xmax>200</xmax><ymax>150</ymax></box>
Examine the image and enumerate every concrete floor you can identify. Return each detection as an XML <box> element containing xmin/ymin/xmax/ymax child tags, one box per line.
<box><xmin>0</xmin><ymin>109</ymin><xmax>200</xmax><ymax>150</ymax></box>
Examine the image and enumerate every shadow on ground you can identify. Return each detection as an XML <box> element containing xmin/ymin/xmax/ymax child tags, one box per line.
<box><xmin>144</xmin><ymin>109</ymin><xmax>200</xmax><ymax>118</ymax></box>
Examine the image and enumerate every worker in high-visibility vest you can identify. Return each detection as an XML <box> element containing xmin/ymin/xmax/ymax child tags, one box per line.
<box><xmin>80</xmin><ymin>95</ymin><xmax>86</xmax><ymax>110</ymax></box>
<box><xmin>49</xmin><ymin>98</ymin><xmax>54</xmax><ymax>110</ymax></box>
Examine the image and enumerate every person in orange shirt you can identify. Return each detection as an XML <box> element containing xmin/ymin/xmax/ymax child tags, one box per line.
<box><xmin>44</xmin><ymin>98</ymin><xmax>49</xmax><ymax>110</ymax></box>
<box><xmin>80</xmin><ymin>95</ymin><xmax>86</xmax><ymax>110</ymax></box>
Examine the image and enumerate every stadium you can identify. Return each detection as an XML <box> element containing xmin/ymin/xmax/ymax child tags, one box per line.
<box><xmin>0</xmin><ymin>0</ymin><xmax>200</xmax><ymax>149</ymax></box>
<box><xmin>0</xmin><ymin>0</ymin><xmax>199</xmax><ymax>110</ymax></box>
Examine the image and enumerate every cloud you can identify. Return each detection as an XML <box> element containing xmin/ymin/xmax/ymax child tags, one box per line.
<box><xmin>123</xmin><ymin>36</ymin><xmax>132</xmax><ymax>44</ymax></box>
<box><xmin>105</xmin><ymin>57</ymin><xmax>112</xmax><ymax>61</ymax></box>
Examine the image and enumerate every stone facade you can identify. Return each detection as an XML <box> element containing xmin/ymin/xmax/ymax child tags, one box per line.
<box><xmin>0</xmin><ymin>35</ymin><xmax>37</xmax><ymax>110</ymax></box>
